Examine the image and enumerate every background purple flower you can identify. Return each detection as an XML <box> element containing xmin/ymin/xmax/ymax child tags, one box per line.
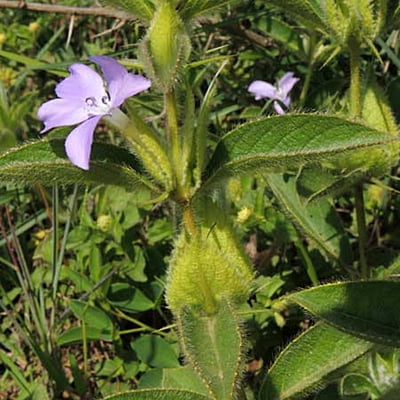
<box><xmin>38</xmin><ymin>55</ymin><xmax>151</xmax><ymax>170</ymax></box>
<box><xmin>248</xmin><ymin>72</ymin><xmax>299</xmax><ymax>114</ymax></box>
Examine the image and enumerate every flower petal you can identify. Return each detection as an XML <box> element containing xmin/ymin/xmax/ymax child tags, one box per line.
<box><xmin>37</xmin><ymin>98</ymin><xmax>88</xmax><ymax>132</ymax></box>
<box><xmin>65</xmin><ymin>115</ymin><xmax>102</xmax><ymax>170</ymax></box>
<box><xmin>90</xmin><ymin>55</ymin><xmax>127</xmax><ymax>87</ymax></box>
<box><xmin>273</xmin><ymin>101</ymin><xmax>286</xmax><ymax>115</ymax></box>
<box><xmin>281</xmin><ymin>95</ymin><xmax>291</xmax><ymax>108</ymax></box>
<box><xmin>248</xmin><ymin>80</ymin><xmax>278</xmax><ymax>101</ymax></box>
<box><xmin>90</xmin><ymin>55</ymin><xmax>151</xmax><ymax>107</ymax></box>
<box><xmin>110</xmin><ymin>73</ymin><xmax>152</xmax><ymax>108</ymax></box>
<box><xmin>55</xmin><ymin>63</ymin><xmax>107</xmax><ymax>101</ymax></box>
<box><xmin>278</xmin><ymin>72</ymin><xmax>299</xmax><ymax>97</ymax></box>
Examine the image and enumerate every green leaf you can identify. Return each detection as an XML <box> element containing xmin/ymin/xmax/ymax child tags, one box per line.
<box><xmin>257</xmin><ymin>16</ymin><xmax>303</xmax><ymax>54</ymax></box>
<box><xmin>288</xmin><ymin>281</ymin><xmax>400</xmax><ymax>346</ymax></box>
<box><xmin>69</xmin><ymin>354</ymin><xmax>88</xmax><ymax>395</ymax></box>
<box><xmin>177</xmin><ymin>299</ymin><xmax>245</xmax><ymax>399</ymax></box>
<box><xmin>57</xmin><ymin>326</ymin><xmax>113</xmax><ymax>346</ymax></box>
<box><xmin>139</xmin><ymin>367</ymin><xmax>209</xmax><ymax>396</ymax></box>
<box><xmin>0</xmin><ymin>49</ymin><xmax>67</xmax><ymax>77</ymax></box>
<box><xmin>0</xmin><ymin>349</ymin><xmax>31</xmax><ymax>395</ymax></box>
<box><xmin>260</xmin><ymin>323</ymin><xmax>373</xmax><ymax>400</ymax></box>
<box><xmin>203</xmin><ymin>115</ymin><xmax>397</xmax><ymax>188</ymax></box>
<box><xmin>100</xmin><ymin>0</ymin><xmax>155</xmax><ymax>21</ymax></box>
<box><xmin>31</xmin><ymin>384</ymin><xmax>50</xmax><ymax>400</ymax></box>
<box><xmin>62</xmin><ymin>268</ymin><xmax>94</xmax><ymax>293</ymax></box>
<box><xmin>341</xmin><ymin>374</ymin><xmax>375</xmax><ymax>396</ymax></box>
<box><xmin>32</xmin><ymin>346</ymin><xmax>70</xmax><ymax>390</ymax></box>
<box><xmin>0</xmin><ymin>139</ymin><xmax>158</xmax><ymax>192</ymax></box>
<box><xmin>103</xmin><ymin>389</ymin><xmax>211</xmax><ymax>400</ymax></box>
<box><xmin>69</xmin><ymin>300</ymin><xmax>113</xmax><ymax>332</ymax></box>
<box><xmin>131</xmin><ymin>335</ymin><xmax>180</xmax><ymax>368</ymax></box>
<box><xmin>95</xmin><ymin>358</ymin><xmax>125</xmax><ymax>377</ymax></box>
<box><xmin>296</xmin><ymin>166</ymin><xmax>367</xmax><ymax>203</ymax></box>
<box><xmin>108</xmin><ymin>282</ymin><xmax>154</xmax><ymax>312</ymax></box>
<box><xmin>179</xmin><ymin>0</ymin><xmax>237</xmax><ymax>20</ymax></box>
<box><xmin>264</xmin><ymin>0</ymin><xmax>327</xmax><ymax>31</ymax></box>
<box><xmin>266</xmin><ymin>173</ymin><xmax>352</xmax><ymax>264</ymax></box>
<box><xmin>361</xmin><ymin>77</ymin><xmax>398</xmax><ymax>135</ymax></box>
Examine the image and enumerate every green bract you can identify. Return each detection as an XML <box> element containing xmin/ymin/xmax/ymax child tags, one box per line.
<box><xmin>166</xmin><ymin>227</ymin><xmax>253</xmax><ymax>314</ymax></box>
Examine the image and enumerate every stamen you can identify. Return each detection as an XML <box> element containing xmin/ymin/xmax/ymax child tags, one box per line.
<box><xmin>85</xmin><ymin>97</ymin><xmax>96</xmax><ymax>106</ymax></box>
<box><xmin>84</xmin><ymin>94</ymin><xmax>111</xmax><ymax>116</ymax></box>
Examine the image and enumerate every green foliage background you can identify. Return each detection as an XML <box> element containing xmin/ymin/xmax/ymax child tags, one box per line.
<box><xmin>1</xmin><ymin>1</ymin><xmax>400</xmax><ymax>399</ymax></box>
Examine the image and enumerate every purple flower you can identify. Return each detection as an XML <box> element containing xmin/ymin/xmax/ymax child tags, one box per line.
<box><xmin>248</xmin><ymin>72</ymin><xmax>299</xmax><ymax>114</ymax></box>
<box><xmin>38</xmin><ymin>55</ymin><xmax>151</xmax><ymax>170</ymax></box>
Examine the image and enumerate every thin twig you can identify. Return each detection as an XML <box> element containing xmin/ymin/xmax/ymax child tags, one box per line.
<box><xmin>0</xmin><ymin>1</ymin><xmax>131</xmax><ymax>19</ymax></box>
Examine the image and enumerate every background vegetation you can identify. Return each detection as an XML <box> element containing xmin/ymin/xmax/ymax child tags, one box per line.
<box><xmin>1</xmin><ymin>1</ymin><xmax>400</xmax><ymax>399</ymax></box>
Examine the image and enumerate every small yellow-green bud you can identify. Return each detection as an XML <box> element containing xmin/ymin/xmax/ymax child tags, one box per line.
<box><xmin>0</xmin><ymin>33</ymin><xmax>6</xmax><ymax>45</ymax></box>
<box><xmin>28</xmin><ymin>22</ymin><xmax>40</xmax><ymax>33</ymax></box>
<box><xmin>227</xmin><ymin>178</ymin><xmax>242</xmax><ymax>202</ymax></box>
<box><xmin>0</xmin><ymin>67</ymin><xmax>17</xmax><ymax>86</ymax></box>
<box><xmin>166</xmin><ymin>219</ymin><xmax>254</xmax><ymax>314</ymax></box>
<box><xmin>143</xmin><ymin>1</ymin><xmax>190</xmax><ymax>90</ymax></box>
<box><xmin>274</xmin><ymin>311</ymin><xmax>286</xmax><ymax>328</ymax></box>
<box><xmin>149</xmin><ymin>2</ymin><xmax>179</xmax><ymax>81</ymax></box>
<box><xmin>367</xmin><ymin>184</ymin><xmax>384</xmax><ymax>209</ymax></box>
<box><xmin>97</xmin><ymin>215</ymin><xmax>112</xmax><ymax>232</ymax></box>
<box><xmin>236</xmin><ymin>207</ymin><xmax>252</xmax><ymax>223</ymax></box>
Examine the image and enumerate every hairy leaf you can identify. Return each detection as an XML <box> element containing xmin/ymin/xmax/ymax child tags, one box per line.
<box><xmin>266</xmin><ymin>173</ymin><xmax>352</xmax><ymax>264</ymax></box>
<box><xmin>203</xmin><ymin>114</ymin><xmax>397</xmax><ymax>188</ymax></box>
<box><xmin>131</xmin><ymin>335</ymin><xmax>180</xmax><ymax>368</ymax></box>
<box><xmin>361</xmin><ymin>77</ymin><xmax>398</xmax><ymax>134</ymax></box>
<box><xmin>100</xmin><ymin>0</ymin><xmax>155</xmax><ymax>21</ymax></box>
<box><xmin>103</xmin><ymin>389</ymin><xmax>212</xmax><ymax>400</ymax></box>
<box><xmin>179</xmin><ymin>0</ymin><xmax>237</xmax><ymax>20</ymax></box>
<box><xmin>288</xmin><ymin>281</ymin><xmax>400</xmax><ymax>346</ymax></box>
<box><xmin>0</xmin><ymin>139</ymin><xmax>159</xmax><ymax>192</ymax></box>
<box><xmin>266</xmin><ymin>0</ymin><xmax>327</xmax><ymax>31</ymax></box>
<box><xmin>177</xmin><ymin>300</ymin><xmax>245</xmax><ymax>400</ymax></box>
<box><xmin>260</xmin><ymin>323</ymin><xmax>373</xmax><ymax>400</ymax></box>
<box><xmin>139</xmin><ymin>367</ymin><xmax>210</xmax><ymax>396</ymax></box>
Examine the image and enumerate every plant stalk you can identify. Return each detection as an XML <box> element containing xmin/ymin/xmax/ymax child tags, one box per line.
<box><xmin>296</xmin><ymin>239</ymin><xmax>320</xmax><ymax>285</ymax></box>
<box><xmin>165</xmin><ymin>89</ymin><xmax>184</xmax><ymax>196</ymax></box>
<box><xmin>349</xmin><ymin>43</ymin><xmax>361</xmax><ymax>118</ymax></box>
<box><xmin>349</xmin><ymin>42</ymin><xmax>369</xmax><ymax>277</ymax></box>
<box><xmin>355</xmin><ymin>184</ymin><xmax>370</xmax><ymax>278</ymax></box>
<box><xmin>182</xmin><ymin>204</ymin><xmax>197</xmax><ymax>236</ymax></box>
<box><xmin>299</xmin><ymin>32</ymin><xmax>316</xmax><ymax>108</ymax></box>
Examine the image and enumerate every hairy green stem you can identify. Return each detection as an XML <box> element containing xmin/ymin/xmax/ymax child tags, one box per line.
<box><xmin>349</xmin><ymin>44</ymin><xmax>361</xmax><ymax>118</ymax></box>
<box><xmin>299</xmin><ymin>33</ymin><xmax>316</xmax><ymax>108</ymax></box>
<box><xmin>165</xmin><ymin>90</ymin><xmax>184</xmax><ymax>197</ymax></box>
<box><xmin>182</xmin><ymin>204</ymin><xmax>197</xmax><ymax>236</ymax></box>
<box><xmin>299</xmin><ymin>65</ymin><xmax>313</xmax><ymax>109</ymax></box>
<box><xmin>106</xmin><ymin>109</ymin><xmax>173</xmax><ymax>190</ymax></box>
<box><xmin>349</xmin><ymin>43</ymin><xmax>369</xmax><ymax>277</ymax></box>
<box><xmin>355</xmin><ymin>184</ymin><xmax>370</xmax><ymax>278</ymax></box>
